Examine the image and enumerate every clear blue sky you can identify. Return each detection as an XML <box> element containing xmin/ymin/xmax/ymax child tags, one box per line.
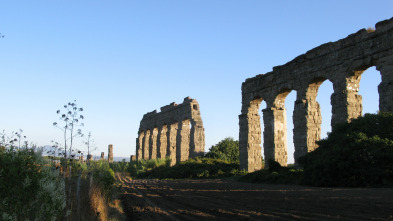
<box><xmin>1</xmin><ymin>1</ymin><xmax>392</xmax><ymax>163</ymax></box>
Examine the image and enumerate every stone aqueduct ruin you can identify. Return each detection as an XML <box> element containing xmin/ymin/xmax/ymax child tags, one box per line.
<box><xmin>136</xmin><ymin>97</ymin><xmax>205</xmax><ymax>165</ymax></box>
<box><xmin>239</xmin><ymin>17</ymin><xmax>393</xmax><ymax>172</ymax></box>
<box><xmin>134</xmin><ymin>18</ymin><xmax>393</xmax><ymax>172</ymax></box>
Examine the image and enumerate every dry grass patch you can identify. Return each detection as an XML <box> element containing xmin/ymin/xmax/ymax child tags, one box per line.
<box><xmin>90</xmin><ymin>184</ymin><xmax>108</xmax><ymax>221</ymax></box>
<box><xmin>366</xmin><ymin>27</ymin><xmax>375</xmax><ymax>33</ymax></box>
<box><xmin>89</xmin><ymin>173</ymin><xmax>128</xmax><ymax>221</ymax></box>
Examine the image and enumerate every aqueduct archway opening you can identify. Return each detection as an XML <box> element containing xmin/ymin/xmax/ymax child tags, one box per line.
<box><xmin>359</xmin><ymin>66</ymin><xmax>381</xmax><ymax>115</ymax></box>
<box><xmin>239</xmin><ymin>17</ymin><xmax>393</xmax><ymax>172</ymax></box>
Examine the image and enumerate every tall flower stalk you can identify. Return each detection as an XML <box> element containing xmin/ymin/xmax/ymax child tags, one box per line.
<box><xmin>83</xmin><ymin>131</ymin><xmax>97</xmax><ymax>163</ymax></box>
<box><xmin>53</xmin><ymin>101</ymin><xmax>84</xmax><ymax>166</ymax></box>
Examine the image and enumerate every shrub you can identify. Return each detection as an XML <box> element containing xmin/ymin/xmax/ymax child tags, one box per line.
<box><xmin>299</xmin><ymin>112</ymin><xmax>393</xmax><ymax>187</ymax></box>
<box><xmin>109</xmin><ymin>161</ymin><xmax>129</xmax><ymax>172</ymax></box>
<box><xmin>0</xmin><ymin>148</ymin><xmax>66</xmax><ymax>220</ymax></box>
<box><xmin>69</xmin><ymin>160</ymin><xmax>88</xmax><ymax>174</ymax></box>
<box><xmin>266</xmin><ymin>159</ymin><xmax>283</xmax><ymax>172</ymax></box>
<box><xmin>89</xmin><ymin>160</ymin><xmax>116</xmax><ymax>191</ymax></box>
<box><xmin>239</xmin><ymin>160</ymin><xmax>303</xmax><ymax>185</ymax></box>
<box><xmin>128</xmin><ymin>158</ymin><xmax>170</xmax><ymax>176</ymax></box>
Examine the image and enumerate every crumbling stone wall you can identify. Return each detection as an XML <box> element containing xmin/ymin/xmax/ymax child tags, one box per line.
<box><xmin>136</xmin><ymin>97</ymin><xmax>205</xmax><ymax>165</ymax></box>
<box><xmin>239</xmin><ymin>17</ymin><xmax>393</xmax><ymax>172</ymax></box>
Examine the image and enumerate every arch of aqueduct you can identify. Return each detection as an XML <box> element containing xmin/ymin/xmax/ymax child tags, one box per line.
<box><xmin>136</xmin><ymin>97</ymin><xmax>205</xmax><ymax>165</ymax></box>
<box><xmin>239</xmin><ymin>17</ymin><xmax>393</xmax><ymax>172</ymax></box>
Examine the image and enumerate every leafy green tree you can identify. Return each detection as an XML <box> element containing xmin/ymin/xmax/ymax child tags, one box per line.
<box><xmin>205</xmin><ymin>137</ymin><xmax>239</xmax><ymax>163</ymax></box>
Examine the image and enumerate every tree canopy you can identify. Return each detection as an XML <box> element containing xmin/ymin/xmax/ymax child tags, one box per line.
<box><xmin>205</xmin><ymin>137</ymin><xmax>239</xmax><ymax>163</ymax></box>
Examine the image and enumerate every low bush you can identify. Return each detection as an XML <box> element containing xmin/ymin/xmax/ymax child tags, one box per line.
<box><xmin>299</xmin><ymin>112</ymin><xmax>393</xmax><ymax>187</ymax></box>
<box><xmin>88</xmin><ymin>160</ymin><xmax>116</xmax><ymax>191</ymax></box>
<box><xmin>110</xmin><ymin>160</ymin><xmax>129</xmax><ymax>172</ymax></box>
<box><xmin>138</xmin><ymin>157</ymin><xmax>247</xmax><ymax>179</ymax></box>
<box><xmin>128</xmin><ymin>157</ymin><xmax>170</xmax><ymax>176</ymax></box>
<box><xmin>239</xmin><ymin>159</ymin><xmax>303</xmax><ymax>184</ymax></box>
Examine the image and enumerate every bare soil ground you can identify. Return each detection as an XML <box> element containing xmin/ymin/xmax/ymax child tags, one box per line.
<box><xmin>116</xmin><ymin>175</ymin><xmax>393</xmax><ymax>221</ymax></box>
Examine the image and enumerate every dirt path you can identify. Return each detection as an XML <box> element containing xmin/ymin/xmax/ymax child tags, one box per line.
<box><xmin>116</xmin><ymin>175</ymin><xmax>393</xmax><ymax>221</ymax></box>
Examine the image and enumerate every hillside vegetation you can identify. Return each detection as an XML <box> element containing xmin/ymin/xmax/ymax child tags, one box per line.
<box><xmin>299</xmin><ymin>112</ymin><xmax>393</xmax><ymax>187</ymax></box>
<box><xmin>118</xmin><ymin>113</ymin><xmax>393</xmax><ymax>188</ymax></box>
<box><xmin>239</xmin><ymin>113</ymin><xmax>393</xmax><ymax>187</ymax></box>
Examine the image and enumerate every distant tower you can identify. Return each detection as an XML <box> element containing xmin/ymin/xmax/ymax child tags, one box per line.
<box><xmin>101</xmin><ymin>152</ymin><xmax>105</xmax><ymax>160</ymax></box>
<box><xmin>108</xmin><ymin>144</ymin><xmax>113</xmax><ymax>163</ymax></box>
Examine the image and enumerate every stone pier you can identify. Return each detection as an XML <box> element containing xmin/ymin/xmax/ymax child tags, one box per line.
<box><xmin>108</xmin><ymin>144</ymin><xmax>113</xmax><ymax>163</ymax></box>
